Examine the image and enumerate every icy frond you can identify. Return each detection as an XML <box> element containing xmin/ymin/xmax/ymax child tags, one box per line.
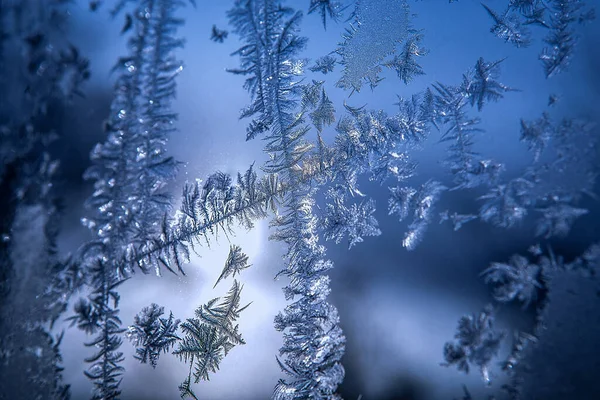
<box><xmin>566</xmin><ymin>242</ymin><xmax>600</xmax><ymax>278</ymax></box>
<box><xmin>81</xmin><ymin>0</ymin><xmax>188</xmax><ymax>279</ymax></box>
<box><xmin>509</xmin><ymin>0</ymin><xmax>539</xmax><ymax>15</ymax></box>
<box><xmin>439</xmin><ymin>211</ymin><xmax>478</xmax><ymax>231</ymax></box>
<box><xmin>310</xmin><ymin>88</ymin><xmax>336</xmax><ymax>132</ymax></box>
<box><xmin>230</xmin><ymin>1</ymin><xmax>346</xmax><ymax>396</ymax></box>
<box><xmin>478</xmin><ymin>177</ymin><xmax>534</xmax><ymax>228</ymax></box>
<box><xmin>534</xmin><ymin>203</ymin><xmax>588</xmax><ymax>238</ymax></box>
<box><xmin>388</xmin><ymin>186</ymin><xmax>417</xmax><ymax>221</ymax></box>
<box><xmin>308</xmin><ymin>0</ymin><xmax>344</xmax><ymax>29</ymax></box>
<box><xmin>383</xmin><ymin>31</ymin><xmax>428</xmax><ymax>85</ymax></box>
<box><xmin>482</xmin><ymin>4</ymin><xmax>531</xmax><ymax>47</ymax></box>
<box><xmin>214</xmin><ymin>245</ymin><xmax>251</xmax><ymax>288</ymax></box>
<box><xmin>433</xmin><ymin>66</ymin><xmax>508</xmax><ymax>189</ymax></box>
<box><xmin>300</xmin><ymin>80</ymin><xmax>325</xmax><ymax>110</ymax></box>
<box><xmin>540</xmin><ymin>0</ymin><xmax>584</xmax><ymax>78</ymax></box>
<box><xmin>476</xmin><ymin>112</ymin><xmax>598</xmax><ymax>235</ymax></box>
<box><xmin>227</xmin><ymin>0</ymin><xmax>307</xmax><ymax>141</ymax></box>
<box><xmin>309</xmin><ymin>55</ymin><xmax>337</xmax><ymax>74</ymax></box>
<box><xmin>174</xmin><ymin>280</ymin><xmax>250</xmax><ymax>387</ymax></box>
<box><xmin>123</xmin><ymin>164</ymin><xmax>283</xmax><ymax>275</ymax></box>
<box><xmin>68</xmin><ymin>298</ymin><xmax>102</xmax><ymax>335</ymax></box>
<box><xmin>482</xmin><ymin>248</ymin><xmax>558</xmax><ymax>374</ymax></box>
<box><xmin>80</xmin><ymin>261</ymin><xmax>127</xmax><ymax>400</ymax></box>
<box><xmin>519</xmin><ymin>112</ymin><xmax>553</xmax><ymax>161</ymax></box>
<box><xmin>210</xmin><ymin>25</ymin><xmax>228</xmax><ymax>43</ymax></box>
<box><xmin>442</xmin><ymin>305</ymin><xmax>505</xmax><ymax>385</ymax></box>
<box><xmin>127</xmin><ymin>303</ymin><xmax>180</xmax><ymax>368</ymax></box>
<box><xmin>321</xmin><ymin>186</ymin><xmax>381</xmax><ymax>249</ymax></box>
<box><xmin>178</xmin><ymin>375</ymin><xmax>199</xmax><ymax>400</ymax></box>
<box><xmin>174</xmin><ymin>321</ymin><xmax>227</xmax><ymax>381</ymax></box>
<box><xmin>336</xmin><ymin>0</ymin><xmax>410</xmax><ymax>93</ymax></box>
<box><xmin>389</xmin><ymin>180</ymin><xmax>447</xmax><ymax>250</ymax></box>
<box><xmin>461</xmin><ymin>57</ymin><xmax>516</xmax><ymax>112</ymax></box>
<box><xmin>195</xmin><ymin>280</ymin><xmax>251</xmax><ymax>345</ymax></box>
<box><xmin>482</xmin><ymin>255</ymin><xmax>542</xmax><ymax>307</ymax></box>
<box><xmin>330</xmin><ymin>96</ymin><xmax>432</xmax><ymax>190</ymax></box>
<box><xmin>73</xmin><ymin>1</ymin><xmax>190</xmax><ymax>396</ymax></box>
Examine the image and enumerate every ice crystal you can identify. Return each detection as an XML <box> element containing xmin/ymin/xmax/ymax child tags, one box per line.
<box><xmin>442</xmin><ymin>305</ymin><xmax>505</xmax><ymax>385</ymax></box>
<box><xmin>126</xmin><ymin>303</ymin><xmax>180</xmax><ymax>367</ymax></box>
<box><xmin>389</xmin><ymin>180</ymin><xmax>447</xmax><ymax>250</ymax></box>
<box><xmin>482</xmin><ymin>254</ymin><xmax>542</xmax><ymax>307</ymax></box>
<box><xmin>336</xmin><ymin>0</ymin><xmax>410</xmax><ymax>93</ymax></box>
<box><xmin>308</xmin><ymin>0</ymin><xmax>344</xmax><ymax>29</ymax></box>
<box><xmin>213</xmin><ymin>245</ymin><xmax>251</xmax><ymax>288</ymax></box>
<box><xmin>309</xmin><ymin>55</ymin><xmax>337</xmax><ymax>74</ymax></box>
<box><xmin>383</xmin><ymin>31</ymin><xmax>428</xmax><ymax>85</ymax></box>
<box><xmin>322</xmin><ymin>186</ymin><xmax>381</xmax><ymax>249</ymax></box>
<box><xmin>174</xmin><ymin>280</ymin><xmax>250</xmax><ymax>388</ymax></box>
<box><xmin>482</xmin><ymin>4</ymin><xmax>531</xmax><ymax>48</ymax></box>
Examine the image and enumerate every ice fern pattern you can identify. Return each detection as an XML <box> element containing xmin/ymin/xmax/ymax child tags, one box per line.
<box><xmin>389</xmin><ymin>180</ymin><xmax>447</xmax><ymax>250</ymax></box>
<box><xmin>477</xmin><ymin>113</ymin><xmax>597</xmax><ymax>237</ymax></box>
<box><xmin>174</xmin><ymin>280</ymin><xmax>251</xmax><ymax>395</ymax></box>
<box><xmin>482</xmin><ymin>0</ymin><xmax>594</xmax><ymax>77</ymax></box>
<box><xmin>322</xmin><ymin>186</ymin><xmax>381</xmax><ymax>249</ymax></box>
<box><xmin>72</xmin><ymin>0</ymin><xmax>189</xmax><ymax>397</ymax></box>
<box><xmin>127</xmin><ymin>250</ymin><xmax>253</xmax><ymax>399</ymax></box>
<box><xmin>308</xmin><ymin>0</ymin><xmax>344</xmax><ymax>30</ymax></box>
<box><xmin>229</xmin><ymin>1</ymin><xmax>346</xmax><ymax>397</ymax></box>
<box><xmin>442</xmin><ymin>305</ymin><xmax>505</xmax><ymax>385</ymax></box>
<box><xmin>120</xmin><ymin>165</ymin><xmax>281</xmax><ymax>276</ymax></box>
<box><xmin>214</xmin><ymin>244</ymin><xmax>252</xmax><ymax>288</ymax></box>
<box><xmin>126</xmin><ymin>303</ymin><xmax>180</xmax><ymax>368</ymax></box>
<box><xmin>0</xmin><ymin>0</ymin><xmax>598</xmax><ymax>399</ymax></box>
<box><xmin>432</xmin><ymin>57</ymin><xmax>512</xmax><ymax>190</ymax></box>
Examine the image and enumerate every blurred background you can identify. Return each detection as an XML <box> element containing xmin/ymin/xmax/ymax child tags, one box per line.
<box><xmin>6</xmin><ymin>0</ymin><xmax>598</xmax><ymax>399</ymax></box>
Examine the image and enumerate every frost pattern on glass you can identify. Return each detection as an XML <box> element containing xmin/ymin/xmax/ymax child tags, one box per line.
<box><xmin>389</xmin><ymin>180</ymin><xmax>447</xmax><ymax>250</ymax></box>
<box><xmin>126</xmin><ymin>303</ymin><xmax>180</xmax><ymax>368</ymax></box>
<box><xmin>127</xmin><ymin>251</ymin><xmax>252</xmax><ymax>399</ymax></box>
<box><xmin>482</xmin><ymin>3</ymin><xmax>531</xmax><ymax>48</ymax></box>
<box><xmin>482</xmin><ymin>0</ymin><xmax>594</xmax><ymax>77</ymax></box>
<box><xmin>322</xmin><ymin>186</ymin><xmax>381</xmax><ymax>249</ymax></box>
<box><xmin>174</xmin><ymin>279</ymin><xmax>250</xmax><ymax>395</ymax></box>
<box><xmin>383</xmin><ymin>31</ymin><xmax>428</xmax><ymax>85</ymax></box>
<box><xmin>230</xmin><ymin>1</ymin><xmax>346</xmax><ymax>397</ymax></box>
<box><xmin>336</xmin><ymin>0</ymin><xmax>410</xmax><ymax>92</ymax></box>
<box><xmin>442</xmin><ymin>305</ymin><xmax>505</xmax><ymax>385</ymax></box>
<box><xmin>72</xmin><ymin>1</ymin><xmax>188</xmax><ymax>397</ymax></box>
<box><xmin>478</xmin><ymin>114</ymin><xmax>598</xmax><ymax>237</ymax></box>
<box><xmin>309</xmin><ymin>55</ymin><xmax>337</xmax><ymax>74</ymax></box>
<box><xmin>214</xmin><ymin>244</ymin><xmax>251</xmax><ymax>288</ymax></box>
<box><xmin>308</xmin><ymin>0</ymin><xmax>344</xmax><ymax>29</ymax></box>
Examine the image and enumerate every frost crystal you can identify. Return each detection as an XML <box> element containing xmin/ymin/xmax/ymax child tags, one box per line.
<box><xmin>73</xmin><ymin>1</ymin><xmax>188</xmax><ymax>397</ymax></box>
<box><xmin>127</xmin><ymin>303</ymin><xmax>180</xmax><ymax>368</ymax></box>
<box><xmin>174</xmin><ymin>280</ymin><xmax>250</xmax><ymax>392</ymax></box>
<box><xmin>214</xmin><ymin>245</ymin><xmax>251</xmax><ymax>288</ymax></box>
<box><xmin>482</xmin><ymin>255</ymin><xmax>542</xmax><ymax>307</ymax></box>
<box><xmin>442</xmin><ymin>305</ymin><xmax>505</xmax><ymax>385</ymax></box>
<box><xmin>336</xmin><ymin>0</ymin><xmax>410</xmax><ymax>92</ymax></box>
<box><xmin>482</xmin><ymin>4</ymin><xmax>531</xmax><ymax>48</ymax></box>
<box><xmin>383</xmin><ymin>31</ymin><xmax>428</xmax><ymax>85</ymax></box>
<box><xmin>309</xmin><ymin>55</ymin><xmax>337</xmax><ymax>74</ymax></box>
<box><xmin>308</xmin><ymin>0</ymin><xmax>344</xmax><ymax>29</ymax></box>
<box><xmin>322</xmin><ymin>187</ymin><xmax>381</xmax><ymax>249</ymax></box>
<box><xmin>389</xmin><ymin>180</ymin><xmax>447</xmax><ymax>250</ymax></box>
